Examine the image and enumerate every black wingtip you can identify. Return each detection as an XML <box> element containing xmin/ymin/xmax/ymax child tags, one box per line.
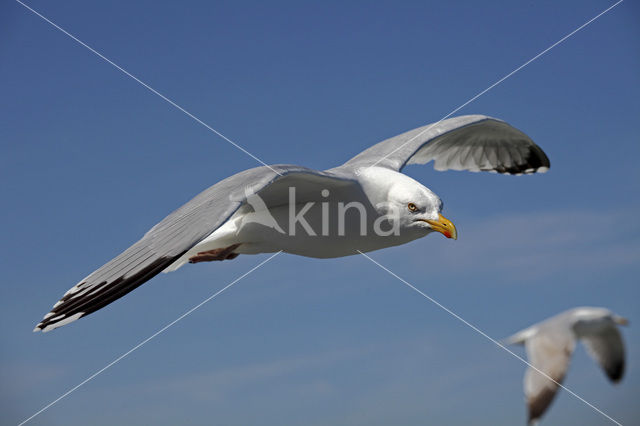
<box><xmin>494</xmin><ymin>145</ymin><xmax>550</xmax><ymax>175</ymax></box>
<box><xmin>608</xmin><ymin>360</ymin><xmax>625</xmax><ymax>383</ymax></box>
<box><xmin>34</xmin><ymin>255</ymin><xmax>182</xmax><ymax>332</ymax></box>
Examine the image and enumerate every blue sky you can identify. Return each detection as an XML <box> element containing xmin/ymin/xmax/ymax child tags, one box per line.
<box><xmin>1</xmin><ymin>1</ymin><xmax>639</xmax><ymax>425</ymax></box>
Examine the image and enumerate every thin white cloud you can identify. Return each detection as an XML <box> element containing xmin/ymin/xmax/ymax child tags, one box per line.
<box><xmin>0</xmin><ymin>362</ymin><xmax>66</xmax><ymax>397</ymax></box>
<box><xmin>401</xmin><ymin>208</ymin><xmax>639</xmax><ymax>281</ymax></box>
<box><xmin>133</xmin><ymin>345</ymin><xmax>370</xmax><ymax>402</ymax></box>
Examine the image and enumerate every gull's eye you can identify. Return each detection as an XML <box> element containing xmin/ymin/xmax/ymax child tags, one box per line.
<box><xmin>407</xmin><ymin>202</ymin><xmax>418</xmax><ymax>212</ymax></box>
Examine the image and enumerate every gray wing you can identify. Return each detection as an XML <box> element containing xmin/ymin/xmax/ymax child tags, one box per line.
<box><xmin>340</xmin><ymin>115</ymin><xmax>550</xmax><ymax>174</ymax></box>
<box><xmin>581</xmin><ymin>325</ymin><xmax>626</xmax><ymax>382</ymax></box>
<box><xmin>524</xmin><ymin>330</ymin><xmax>576</xmax><ymax>424</ymax></box>
<box><xmin>35</xmin><ymin>165</ymin><xmax>357</xmax><ymax>332</ymax></box>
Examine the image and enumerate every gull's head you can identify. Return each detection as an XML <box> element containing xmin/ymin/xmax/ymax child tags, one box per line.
<box><xmin>360</xmin><ymin>168</ymin><xmax>457</xmax><ymax>239</ymax></box>
<box><xmin>571</xmin><ymin>307</ymin><xmax>629</xmax><ymax>334</ymax></box>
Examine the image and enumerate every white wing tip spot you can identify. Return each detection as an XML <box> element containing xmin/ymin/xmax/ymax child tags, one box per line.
<box><xmin>48</xmin><ymin>314</ymin><xmax>65</xmax><ymax>322</ymax></box>
<box><xmin>40</xmin><ymin>312</ymin><xmax>85</xmax><ymax>333</ymax></box>
<box><xmin>64</xmin><ymin>286</ymin><xmax>81</xmax><ymax>297</ymax></box>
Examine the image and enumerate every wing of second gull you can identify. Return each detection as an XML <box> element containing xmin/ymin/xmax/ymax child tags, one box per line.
<box><xmin>35</xmin><ymin>165</ymin><xmax>357</xmax><ymax>332</ymax></box>
<box><xmin>581</xmin><ymin>325</ymin><xmax>626</xmax><ymax>382</ymax></box>
<box><xmin>524</xmin><ymin>330</ymin><xmax>576</xmax><ymax>424</ymax></box>
<box><xmin>339</xmin><ymin>115</ymin><xmax>550</xmax><ymax>174</ymax></box>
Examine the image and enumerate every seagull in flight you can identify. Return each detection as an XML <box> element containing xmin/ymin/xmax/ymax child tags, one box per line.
<box><xmin>35</xmin><ymin>115</ymin><xmax>549</xmax><ymax>332</ymax></box>
<box><xmin>506</xmin><ymin>307</ymin><xmax>628</xmax><ymax>424</ymax></box>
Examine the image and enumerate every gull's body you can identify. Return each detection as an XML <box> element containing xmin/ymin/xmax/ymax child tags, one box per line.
<box><xmin>506</xmin><ymin>307</ymin><xmax>628</xmax><ymax>424</ymax></box>
<box><xmin>35</xmin><ymin>115</ymin><xmax>550</xmax><ymax>332</ymax></box>
<box><xmin>168</xmin><ymin>167</ymin><xmax>436</xmax><ymax>265</ymax></box>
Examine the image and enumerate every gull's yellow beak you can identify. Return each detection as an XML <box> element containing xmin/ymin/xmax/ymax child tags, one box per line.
<box><xmin>424</xmin><ymin>213</ymin><xmax>457</xmax><ymax>240</ymax></box>
<box><xmin>614</xmin><ymin>316</ymin><xmax>629</xmax><ymax>326</ymax></box>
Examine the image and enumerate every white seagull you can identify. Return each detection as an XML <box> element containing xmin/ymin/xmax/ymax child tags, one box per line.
<box><xmin>506</xmin><ymin>307</ymin><xmax>628</xmax><ymax>424</ymax></box>
<box><xmin>35</xmin><ymin>115</ymin><xmax>549</xmax><ymax>332</ymax></box>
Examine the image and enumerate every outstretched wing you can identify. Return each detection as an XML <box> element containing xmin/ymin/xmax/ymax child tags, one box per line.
<box><xmin>581</xmin><ymin>325</ymin><xmax>626</xmax><ymax>382</ymax></box>
<box><xmin>524</xmin><ymin>331</ymin><xmax>575</xmax><ymax>424</ymax></box>
<box><xmin>340</xmin><ymin>115</ymin><xmax>550</xmax><ymax>174</ymax></box>
<box><xmin>35</xmin><ymin>165</ymin><xmax>356</xmax><ymax>332</ymax></box>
